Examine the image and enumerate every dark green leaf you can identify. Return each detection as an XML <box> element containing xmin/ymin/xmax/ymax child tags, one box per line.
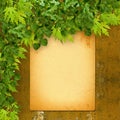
<box><xmin>33</xmin><ymin>43</ymin><xmax>41</xmax><ymax>50</ymax></box>
<box><xmin>41</xmin><ymin>39</ymin><xmax>48</xmax><ymax>46</ymax></box>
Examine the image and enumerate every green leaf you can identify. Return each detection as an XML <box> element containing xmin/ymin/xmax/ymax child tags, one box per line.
<box><xmin>4</xmin><ymin>7</ymin><xmax>17</xmax><ymax>23</ymax></box>
<box><xmin>92</xmin><ymin>17</ymin><xmax>110</xmax><ymax>36</ymax></box>
<box><xmin>17</xmin><ymin>47</ymin><xmax>27</xmax><ymax>59</ymax></box>
<box><xmin>17</xmin><ymin>0</ymin><xmax>33</xmax><ymax>16</ymax></box>
<box><xmin>64</xmin><ymin>0</ymin><xmax>79</xmax><ymax>10</ymax></box>
<box><xmin>4</xmin><ymin>7</ymin><xmax>26</xmax><ymax>24</ymax></box>
<box><xmin>21</xmin><ymin>32</ymin><xmax>35</xmax><ymax>46</ymax></box>
<box><xmin>14</xmin><ymin>74</ymin><xmax>20</xmax><ymax>81</ymax></box>
<box><xmin>9</xmin><ymin>111</ymin><xmax>19</xmax><ymax>120</ymax></box>
<box><xmin>100</xmin><ymin>13</ymin><xmax>120</xmax><ymax>25</ymax></box>
<box><xmin>13</xmin><ymin>63</ymin><xmax>19</xmax><ymax>70</ymax></box>
<box><xmin>52</xmin><ymin>27</ymin><xmax>65</xmax><ymax>42</ymax></box>
<box><xmin>15</xmin><ymin>58</ymin><xmax>20</xmax><ymax>63</ymax></box>
<box><xmin>18</xmin><ymin>47</ymin><xmax>27</xmax><ymax>53</ymax></box>
<box><xmin>0</xmin><ymin>109</ymin><xmax>9</xmax><ymax>120</ymax></box>
<box><xmin>41</xmin><ymin>38</ymin><xmax>48</xmax><ymax>46</ymax></box>
<box><xmin>0</xmin><ymin>94</ymin><xmax>6</xmax><ymax>106</ymax></box>
<box><xmin>8</xmin><ymin>84</ymin><xmax>17</xmax><ymax>92</ymax></box>
<box><xmin>33</xmin><ymin>43</ymin><xmax>41</xmax><ymax>50</ymax></box>
<box><xmin>16</xmin><ymin>11</ymin><xmax>26</xmax><ymax>24</ymax></box>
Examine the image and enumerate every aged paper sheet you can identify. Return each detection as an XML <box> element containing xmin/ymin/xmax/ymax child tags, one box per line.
<box><xmin>30</xmin><ymin>32</ymin><xmax>95</xmax><ymax>110</ymax></box>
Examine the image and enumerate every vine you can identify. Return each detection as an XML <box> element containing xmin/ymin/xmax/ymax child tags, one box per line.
<box><xmin>0</xmin><ymin>0</ymin><xmax>120</xmax><ymax>119</ymax></box>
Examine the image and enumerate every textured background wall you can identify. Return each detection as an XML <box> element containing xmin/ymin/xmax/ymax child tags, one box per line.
<box><xmin>14</xmin><ymin>26</ymin><xmax>120</xmax><ymax>120</ymax></box>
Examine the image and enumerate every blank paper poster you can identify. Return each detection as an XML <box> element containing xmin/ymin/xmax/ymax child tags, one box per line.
<box><xmin>30</xmin><ymin>32</ymin><xmax>95</xmax><ymax>111</ymax></box>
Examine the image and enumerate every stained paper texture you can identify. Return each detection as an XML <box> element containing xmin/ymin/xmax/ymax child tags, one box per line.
<box><xmin>30</xmin><ymin>32</ymin><xmax>95</xmax><ymax>110</ymax></box>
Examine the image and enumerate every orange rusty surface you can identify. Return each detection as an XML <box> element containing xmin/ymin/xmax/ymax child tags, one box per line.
<box><xmin>14</xmin><ymin>26</ymin><xmax>120</xmax><ymax>120</ymax></box>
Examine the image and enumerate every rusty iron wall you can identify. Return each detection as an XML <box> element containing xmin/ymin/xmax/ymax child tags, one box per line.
<box><xmin>14</xmin><ymin>26</ymin><xmax>120</xmax><ymax>120</ymax></box>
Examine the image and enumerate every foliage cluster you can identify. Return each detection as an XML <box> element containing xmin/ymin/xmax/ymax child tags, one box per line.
<box><xmin>0</xmin><ymin>0</ymin><xmax>120</xmax><ymax>119</ymax></box>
